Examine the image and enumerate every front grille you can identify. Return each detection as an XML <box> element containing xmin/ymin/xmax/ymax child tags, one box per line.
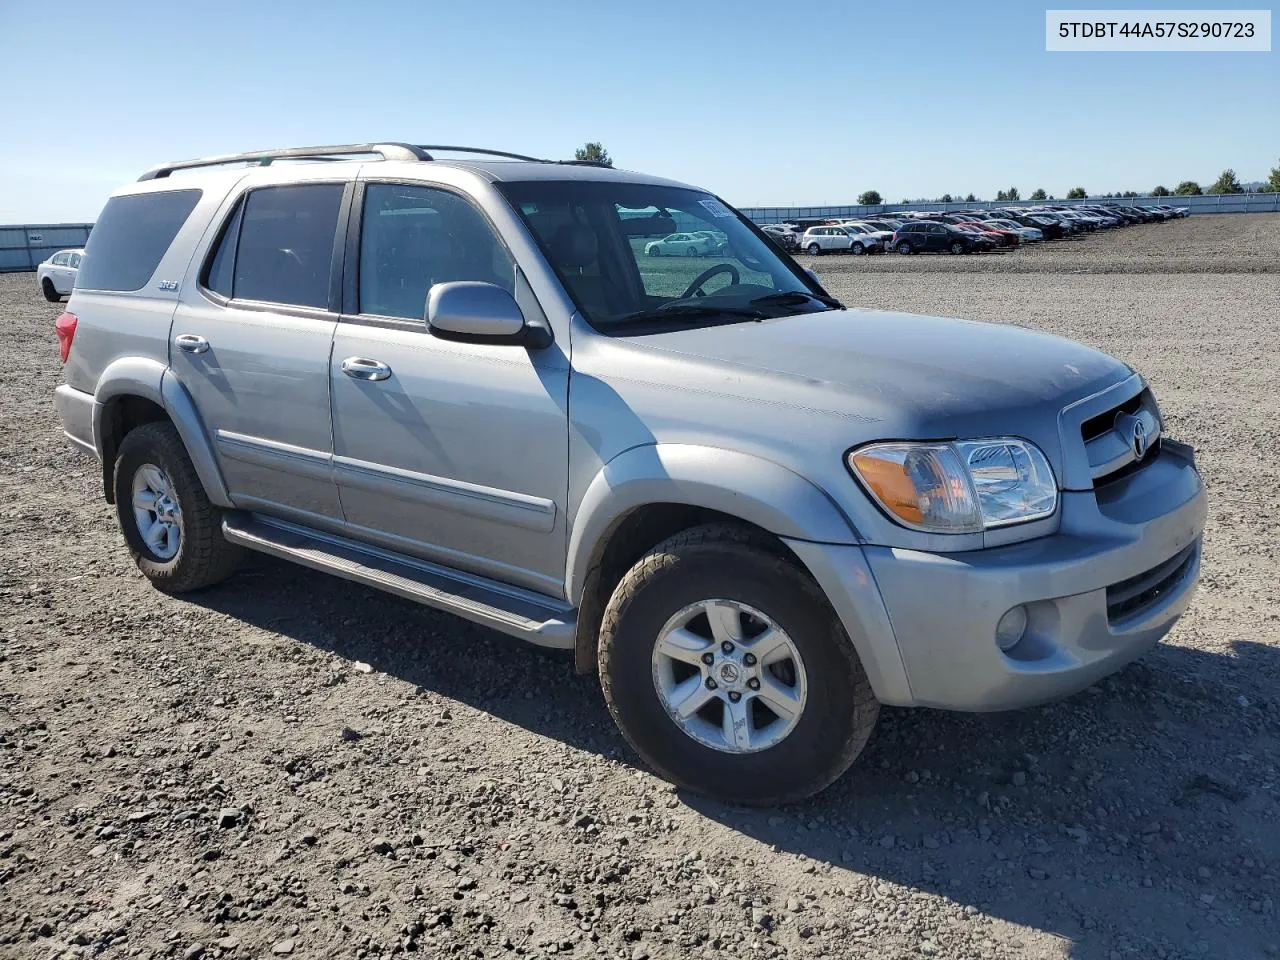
<box><xmin>1081</xmin><ymin>391</ymin><xmax>1144</xmax><ymax>442</ymax></box>
<box><xmin>1105</xmin><ymin>543</ymin><xmax>1197</xmax><ymax>622</ymax></box>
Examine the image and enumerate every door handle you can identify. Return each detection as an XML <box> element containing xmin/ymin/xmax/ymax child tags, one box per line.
<box><xmin>175</xmin><ymin>334</ymin><xmax>210</xmax><ymax>354</ymax></box>
<box><xmin>341</xmin><ymin>357</ymin><xmax>392</xmax><ymax>381</ymax></box>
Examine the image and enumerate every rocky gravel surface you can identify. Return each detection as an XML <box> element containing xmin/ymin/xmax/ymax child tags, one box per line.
<box><xmin>3</xmin><ymin>213</ymin><xmax>1280</xmax><ymax>960</ymax></box>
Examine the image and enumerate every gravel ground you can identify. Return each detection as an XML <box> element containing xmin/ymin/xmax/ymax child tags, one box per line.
<box><xmin>3</xmin><ymin>213</ymin><xmax>1279</xmax><ymax>960</ymax></box>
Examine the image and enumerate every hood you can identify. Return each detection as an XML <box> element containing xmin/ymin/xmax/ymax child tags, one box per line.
<box><xmin>606</xmin><ymin>307</ymin><xmax>1130</xmax><ymax>442</ymax></box>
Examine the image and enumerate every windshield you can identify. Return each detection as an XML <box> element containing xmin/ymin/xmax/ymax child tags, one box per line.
<box><xmin>496</xmin><ymin>180</ymin><xmax>829</xmax><ymax>331</ymax></box>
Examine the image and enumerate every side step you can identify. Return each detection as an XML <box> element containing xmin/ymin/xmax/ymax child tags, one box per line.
<box><xmin>222</xmin><ymin>514</ymin><xmax>575</xmax><ymax>648</ymax></box>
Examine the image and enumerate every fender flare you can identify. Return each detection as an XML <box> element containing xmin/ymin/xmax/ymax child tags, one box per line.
<box><xmin>564</xmin><ymin>443</ymin><xmax>858</xmax><ymax>605</ymax></box>
<box><xmin>92</xmin><ymin>358</ymin><xmax>232</xmax><ymax>508</ymax></box>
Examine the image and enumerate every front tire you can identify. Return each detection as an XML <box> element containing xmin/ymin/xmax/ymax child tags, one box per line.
<box><xmin>807</xmin><ymin>243</ymin><xmax>821</xmax><ymax>256</ymax></box>
<box><xmin>42</xmin><ymin>278</ymin><xmax>61</xmax><ymax>302</ymax></box>
<box><xmin>950</xmin><ymin>241</ymin><xmax>966</xmax><ymax>255</ymax></box>
<box><xmin>598</xmin><ymin>524</ymin><xmax>879</xmax><ymax>805</ymax></box>
<box><xmin>850</xmin><ymin>242</ymin><xmax>864</xmax><ymax>256</ymax></box>
<box><xmin>114</xmin><ymin>422</ymin><xmax>242</xmax><ymax>593</ymax></box>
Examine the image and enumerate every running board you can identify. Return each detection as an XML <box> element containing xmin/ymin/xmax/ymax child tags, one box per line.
<box><xmin>221</xmin><ymin>514</ymin><xmax>575</xmax><ymax>649</ymax></box>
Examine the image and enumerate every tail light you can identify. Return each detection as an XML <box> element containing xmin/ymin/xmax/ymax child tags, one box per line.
<box><xmin>55</xmin><ymin>312</ymin><xmax>78</xmax><ymax>363</ymax></box>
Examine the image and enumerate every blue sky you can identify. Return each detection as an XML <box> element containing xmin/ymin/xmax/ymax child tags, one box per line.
<box><xmin>0</xmin><ymin>0</ymin><xmax>1274</xmax><ymax>220</ymax></box>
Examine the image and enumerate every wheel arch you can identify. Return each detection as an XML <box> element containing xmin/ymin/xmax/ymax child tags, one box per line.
<box><xmin>93</xmin><ymin>358</ymin><xmax>231</xmax><ymax>508</ymax></box>
<box><xmin>565</xmin><ymin>444</ymin><xmax>860</xmax><ymax>673</ymax></box>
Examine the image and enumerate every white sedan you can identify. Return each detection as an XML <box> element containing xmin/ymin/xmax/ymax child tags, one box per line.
<box><xmin>37</xmin><ymin>248</ymin><xmax>83</xmax><ymax>302</ymax></box>
<box><xmin>645</xmin><ymin>233</ymin><xmax>715</xmax><ymax>257</ymax></box>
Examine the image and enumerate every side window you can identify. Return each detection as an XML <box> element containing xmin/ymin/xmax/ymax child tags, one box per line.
<box><xmin>52</xmin><ymin>252</ymin><xmax>69</xmax><ymax>266</ymax></box>
<box><xmin>358</xmin><ymin>183</ymin><xmax>515</xmax><ymax>320</ymax></box>
<box><xmin>78</xmin><ymin>189</ymin><xmax>202</xmax><ymax>291</ymax></box>
<box><xmin>232</xmin><ymin>184</ymin><xmax>343</xmax><ymax>309</ymax></box>
<box><xmin>70</xmin><ymin>253</ymin><xmax>82</xmax><ymax>268</ymax></box>
<box><xmin>204</xmin><ymin>198</ymin><xmax>245</xmax><ymax>299</ymax></box>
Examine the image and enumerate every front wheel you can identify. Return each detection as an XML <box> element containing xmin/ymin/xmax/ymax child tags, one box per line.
<box><xmin>648</xmin><ymin>246</ymin><xmax>662</xmax><ymax>257</ymax></box>
<box><xmin>114</xmin><ymin>422</ymin><xmax>242</xmax><ymax>593</ymax></box>
<box><xmin>807</xmin><ymin>243</ymin><xmax>821</xmax><ymax>256</ymax></box>
<box><xmin>950</xmin><ymin>241</ymin><xmax>966</xmax><ymax>255</ymax></box>
<box><xmin>598</xmin><ymin>524</ymin><xmax>879</xmax><ymax>805</ymax></box>
<box><xmin>850</xmin><ymin>243</ymin><xmax>864</xmax><ymax>256</ymax></box>
<box><xmin>42</xmin><ymin>278</ymin><xmax>61</xmax><ymax>302</ymax></box>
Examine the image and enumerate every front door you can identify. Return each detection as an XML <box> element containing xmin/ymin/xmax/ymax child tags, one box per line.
<box><xmin>171</xmin><ymin>179</ymin><xmax>348</xmax><ymax>523</ymax></box>
<box><xmin>328</xmin><ymin>181</ymin><xmax>570</xmax><ymax>597</ymax></box>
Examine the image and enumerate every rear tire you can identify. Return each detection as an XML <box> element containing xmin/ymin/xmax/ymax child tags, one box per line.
<box><xmin>598</xmin><ymin>524</ymin><xmax>879</xmax><ymax>805</ymax></box>
<box><xmin>114</xmin><ymin>422</ymin><xmax>242</xmax><ymax>593</ymax></box>
<box><xmin>896</xmin><ymin>241</ymin><xmax>912</xmax><ymax>255</ymax></box>
<box><xmin>42</xmin><ymin>278</ymin><xmax>61</xmax><ymax>302</ymax></box>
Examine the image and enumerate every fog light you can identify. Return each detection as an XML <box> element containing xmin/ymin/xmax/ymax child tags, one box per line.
<box><xmin>995</xmin><ymin>605</ymin><xmax>1028</xmax><ymax>651</ymax></box>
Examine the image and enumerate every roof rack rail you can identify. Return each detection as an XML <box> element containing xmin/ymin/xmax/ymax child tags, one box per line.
<box><xmin>137</xmin><ymin>143</ymin><xmax>431</xmax><ymax>181</ymax></box>
<box><xmin>416</xmin><ymin>145</ymin><xmax>549</xmax><ymax>162</ymax></box>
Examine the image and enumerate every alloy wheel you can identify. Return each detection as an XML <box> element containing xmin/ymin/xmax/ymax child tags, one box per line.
<box><xmin>651</xmin><ymin>599</ymin><xmax>808</xmax><ymax>754</ymax></box>
<box><xmin>131</xmin><ymin>463</ymin><xmax>183</xmax><ymax>561</ymax></box>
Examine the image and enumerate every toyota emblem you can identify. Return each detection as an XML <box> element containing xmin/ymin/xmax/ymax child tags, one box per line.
<box><xmin>1131</xmin><ymin>418</ymin><xmax>1148</xmax><ymax>459</ymax></box>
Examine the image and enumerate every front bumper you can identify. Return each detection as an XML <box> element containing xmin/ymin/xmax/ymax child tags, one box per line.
<box><xmin>788</xmin><ymin>440</ymin><xmax>1206</xmax><ymax>711</ymax></box>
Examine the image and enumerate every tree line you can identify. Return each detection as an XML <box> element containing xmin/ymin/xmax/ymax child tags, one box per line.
<box><xmin>881</xmin><ymin>163</ymin><xmax>1280</xmax><ymax>205</ymax></box>
<box><xmin>569</xmin><ymin>145</ymin><xmax>1280</xmax><ymax>207</ymax></box>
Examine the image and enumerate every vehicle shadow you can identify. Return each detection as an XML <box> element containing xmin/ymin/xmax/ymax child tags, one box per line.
<box><xmin>183</xmin><ymin>553</ymin><xmax>1279</xmax><ymax>960</ymax></box>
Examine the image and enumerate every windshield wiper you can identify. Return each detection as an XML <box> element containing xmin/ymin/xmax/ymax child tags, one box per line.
<box><xmin>750</xmin><ymin>290</ymin><xmax>844</xmax><ymax>309</ymax></box>
<box><xmin>614</xmin><ymin>304</ymin><xmax>770</xmax><ymax>325</ymax></box>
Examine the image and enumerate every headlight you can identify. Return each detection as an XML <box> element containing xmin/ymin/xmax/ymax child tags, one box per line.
<box><xmin>847</xmin><ymin>438</ymin><xmax>1057</xmax><ymax>534</ymax></box>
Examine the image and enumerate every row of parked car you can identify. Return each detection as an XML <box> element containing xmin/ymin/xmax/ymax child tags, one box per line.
<box><xmin>758</xmin><ymin>202</ymin><xmax>1189</xmax><ymax>256</ymax></box>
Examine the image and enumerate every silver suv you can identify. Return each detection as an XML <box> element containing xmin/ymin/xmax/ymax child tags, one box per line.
<box><xmin>53</xmin><ymin>143</ymin><xmax>1206</xmax><ymax>804</ymax></box>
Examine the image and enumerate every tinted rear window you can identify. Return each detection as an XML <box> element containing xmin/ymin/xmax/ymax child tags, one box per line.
<box><xmin>232</xmin><ymin>184</ymin><xmax>343</xmax><ymax>309</ymax></box>
<box><xmin>78</xmin><ymin>189</ymin><xmax>201</xmax><ymax>291</ymax></box>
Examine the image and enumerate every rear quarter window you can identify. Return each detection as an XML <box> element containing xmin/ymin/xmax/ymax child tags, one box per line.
<box><xmin>77</xmin><ymin>189</ymin><xmax>202</xmax><ymax>292</ymax></box>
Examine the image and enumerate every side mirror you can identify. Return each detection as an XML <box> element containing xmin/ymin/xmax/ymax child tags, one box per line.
<box><xmin>426</xmin><ymin>281</ymin><xmax>551</xmax><ymax>348</ymax></box>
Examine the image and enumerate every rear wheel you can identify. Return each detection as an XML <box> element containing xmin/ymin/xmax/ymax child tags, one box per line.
<box><xmin>598</xmin><ymin>524</ymin><xmax>879</xmax><ymax>805</ymax></box>
<box><xmin>114</xmin><ymin>422</ymin><xmax>242</xmax><ymax>593</ymax></box>
<box><xmin>896</xmin><ymin>241</ymin><xmax>912</xmax><ymax>255</ymax></box>
<box><xmin>41</xmin><ymin>278</ymin><xmax>60</xmax><ymax>302</ymax></box>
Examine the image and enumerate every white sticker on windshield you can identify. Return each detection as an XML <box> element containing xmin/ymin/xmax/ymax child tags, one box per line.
<box><xmin>698</xmin><ymin>198</ymin><xmax>733</xmax><ymax>219</ymax></box>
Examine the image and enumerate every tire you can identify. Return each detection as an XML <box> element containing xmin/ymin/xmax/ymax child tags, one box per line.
<box><xmin>687</xmin><ymin>246</ymin><xmax>698</xmax><ymax>257</ymax></box>
<box><xmin>807</xmin><ymin>243</ymin><xmax>821</xmax><ymax>256</ymax></box>
<box><xmin>896</xmin><ymin>242</ymin><xmax>912</xmax><ymax>255</ymax></box>
<box><xmin>950</xmin><ymin>241</ymin><xmax>966</xmax><ymax>255</ymax></box>
<box><xmin>113</xmin><ymin>422</ymin><xmax>242</xmax><ymax>593</ymax></box>
<box><xmin>42</xmin><ymin>278</ymin><xmax>61</xmax><ymax>302</ymax></box>
<box><xmin>598</xmin><ymin>523</ymin><xmax>879</xmax><ymax>805</ymax></box>
<box><xmin>850</xmin><ymin>243</ymin><xmax>864</xmax><ymax>256</ymax></box>
<box><xmin>648</xmin><ymin>246</ymin><xmax>662</xmax><ymax>257</ymax></box>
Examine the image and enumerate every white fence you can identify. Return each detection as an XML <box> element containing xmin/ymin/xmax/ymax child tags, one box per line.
<box><xmin>0</xmin><ymin>223</ymin><xmax>94</xmax><ymax>273</ymax></box>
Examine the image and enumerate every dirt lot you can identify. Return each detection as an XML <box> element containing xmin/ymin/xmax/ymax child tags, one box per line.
<box><xmin>2</xmin><ymin>214</ymin><xmax>1279</xmax><ymax>960</ymax></box>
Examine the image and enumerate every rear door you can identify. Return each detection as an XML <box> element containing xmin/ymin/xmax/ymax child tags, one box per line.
<box><xmin>51</xmin><ymin>252</ymin><xmax>73</xmax><ymax>292</ymax></box>
<box><xmin>170</xmin><ymin>174</ymin><xmax>349</xmax><ymax>523</ymax></box>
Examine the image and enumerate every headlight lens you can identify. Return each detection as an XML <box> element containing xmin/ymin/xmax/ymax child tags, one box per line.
<box><xmin>848</xmin><ymin>438</ymin><xmax>1057</xmax><ymax>534</ymax></box>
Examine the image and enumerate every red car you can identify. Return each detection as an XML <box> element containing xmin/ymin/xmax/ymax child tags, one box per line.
<box><xmin>954</xmin><ymin>222</ymin><xmax>1019</xmax><ymax>248</ymax></box>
